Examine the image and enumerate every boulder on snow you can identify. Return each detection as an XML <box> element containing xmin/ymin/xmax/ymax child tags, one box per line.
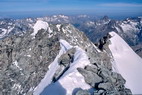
<box><xmin>75</xmin><ymin>89</ymin><xmax>90</xmax><ymax>95</ymax></box>
<box><xmin>85</xmin><ymin>65</ymin><xmax>98</xmax><ymax>74</ymax></box>
<box><xmin>98</xmin><ymin>82</ymin><xmax>112</xmax><ymax>90</ymax></box>
<box><xmin>58</xmin><ymin>48</ymin><xmax>76</xmax><ymax>66</ymax></box>
<box><xmin>77</xmin><ymin>68</ymin><xmax>102</xmax><ymax>87</ymax></box>
<box><xmin>111</xmin><ymin>72</ymin><xmax>126</xmax><ymax>87</ymax></box>
<box><xmin>94</xmin><ymin>89</ymin><xmax>105</xmax><ymax>95</ymax></box>
<box><xmin>98</xmin><ymin>68</ymin><xmax>111</xmax><ymax>82</ymax></box>
<box><xmin>53</xmin><ymin>48</ymin><xmax>76</xmax><ymax>82</ymax></box>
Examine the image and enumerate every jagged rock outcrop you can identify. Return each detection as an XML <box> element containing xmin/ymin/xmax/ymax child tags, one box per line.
<box><xmin>95</xmin><ymin>33</ymin><xmax>111</xmax><ymax>51</ymax></box>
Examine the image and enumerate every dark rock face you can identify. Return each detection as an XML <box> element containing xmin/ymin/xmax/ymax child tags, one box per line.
<box><xmin>132</xmin><ymin>43</ymin><xmax>142</xmax><ymax>57</ymax></box>
<box><xmin>102</xmin><ymin>16</ymin><xmax>109</xmax><ymax>22</ymax></box>
<box><xmin>95</xmin><ymin>33</ymin><xmax>111</xmax><ymax>51</ymax></box>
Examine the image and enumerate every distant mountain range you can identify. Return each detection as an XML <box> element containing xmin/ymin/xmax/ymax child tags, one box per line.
<box><xmin>0</xmin><ymin>15</ymin><xmax>142</xmax><ymax>57</ymax></box>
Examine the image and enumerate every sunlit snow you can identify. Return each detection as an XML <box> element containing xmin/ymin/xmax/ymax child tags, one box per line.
<box><xmin>31</xmin><ymin>20</ymin><xmax>49</xmax><ymax>37</ymax></box>
<box><xmin>109</xmin><ymin>32</ymin><xmax>142</xmax><ymax>94</ymax></box>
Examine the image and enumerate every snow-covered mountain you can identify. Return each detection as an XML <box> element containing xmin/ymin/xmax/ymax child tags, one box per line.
<box><xmin>0</xmin><ymin>18</ymin><xmax>34</xmax><ymax>39</ymax></box>
<box><xmin>75</xmin><ymin>16</ymin><xmax>142</xmax><ymax>44</ymax></box>
<box><xmin>0</xmin><ymin>19</ymin><xmax>135</xmax><ymax>95</ymax></box>
<box><xmin>1</xmin><ymin>15</ymin><xmax>141</xmax><ymax>58</ymax></box>
<box><xmin>73</xmin><ymin>16</ymin><xmax>142</xmax><ymax>57</ymax></box>
<box><xmin>0</xmin><ymin>15</ymin><xmax>93</xmax><ymax>39</ymax></box>
<box><xmin>0</xmin><ymin>18</ymin><xmax>15</xmax><ymax>38</ymax></box>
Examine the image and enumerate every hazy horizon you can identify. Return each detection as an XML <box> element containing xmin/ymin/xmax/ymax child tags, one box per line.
<box><xmin>0</xmin><ymin>0</ymin><xmax>142</xmax><ymax>19</ymax></box>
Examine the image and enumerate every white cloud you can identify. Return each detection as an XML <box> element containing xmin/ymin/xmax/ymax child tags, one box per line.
<box><xmin>99</xmin><ymin>3</ymin><xmax>142</xmax><ymax>7</ymax></box>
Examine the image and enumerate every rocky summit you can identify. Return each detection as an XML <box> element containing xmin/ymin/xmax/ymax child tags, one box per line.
<box><xmin>0</xmin><ymin>20</ymin><xmax>133</xmax><ymax>95</ymax></box>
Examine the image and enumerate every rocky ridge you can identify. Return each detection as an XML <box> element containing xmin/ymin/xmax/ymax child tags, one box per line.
<box><xmin>0</xmin><ymin>20</ymin><xmax>132</xmax><ymax>95</ymax></box>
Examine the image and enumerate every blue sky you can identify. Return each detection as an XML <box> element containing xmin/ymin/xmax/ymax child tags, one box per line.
<box><xmin>0</xmin><ymin>0</ymin><xmax>142</xmax><ymax>19</ymax></box>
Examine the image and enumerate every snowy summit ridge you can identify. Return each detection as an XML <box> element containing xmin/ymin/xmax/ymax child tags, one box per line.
<box><xmin>109</xmin><ymin>32</ymin><xmax>142</xmax><ymax>94</ymax></box>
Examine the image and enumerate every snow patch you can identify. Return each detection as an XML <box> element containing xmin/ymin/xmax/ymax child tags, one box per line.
<box><xmin>0</xmin><ymin>27</ymin><xmax>14</xmax><ymax>38</ymax></box>
<box><xmin>31</xmin><ymin>20</ymin><xmax>49</xmax><ymax>37</ymax></box>
<box><xmin>12</xmin><ymin>83</ymin><xmax>21</xmax><ymax>93</ymax></box>
<box><xmin>29</xmin><ymin>48</ymin><xmax>31</xmax><ymax>51</ymax></box>
<box><xmin>62</xmin><ymin>28</ymin><xmax>66</xmax><ymax>33</ymax></box>
<box><xmin>56</xmin><ymin>24</ymin><xmax>61</xmax><ymax>31</ymax></box>
<box><xmin>48</xmin><ymin>26</ymin><xmax>52</xmax><ymax>34</ymax></box>
<box><xmin>0</xmin><ymin>29</ymin><xmax>7</xmax><ymax>38</ymax></box>
<box><xmin>27</xmin><ymin>55</ymin><xmax>31</xmax><ymax>57</ymax></box>
<box><xmin>13</xmin><ymin>61</ymin><xmax>22</xmax><ymax>71</ymax></box>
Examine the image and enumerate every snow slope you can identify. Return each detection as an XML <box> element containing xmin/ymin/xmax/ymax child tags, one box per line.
<box><xmin>34</xmin><ymin>39</ymin><xmax>91</xmax><ymax>95</ymax></box>
<box><xmin>31</xmin><ymin>20</ymin><xmax>49</xmax><ymax>37</ymax></box>
<box><xmin>109</xmin><ymin>32</ymin><xmax>142</xmax><ymax>94</ymax></box>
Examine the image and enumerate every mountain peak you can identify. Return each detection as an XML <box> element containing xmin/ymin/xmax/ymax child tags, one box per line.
<box><xmin>102</xmin><ymin>15</ymin><xmax>109</xmax><ymax>20</ymax></box>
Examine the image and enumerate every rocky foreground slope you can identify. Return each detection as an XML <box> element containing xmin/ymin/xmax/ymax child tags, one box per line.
<box><xmin>0</xmin><ymin>20</ymin><xmax>134</xmax><ymax>95</ymax></box>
